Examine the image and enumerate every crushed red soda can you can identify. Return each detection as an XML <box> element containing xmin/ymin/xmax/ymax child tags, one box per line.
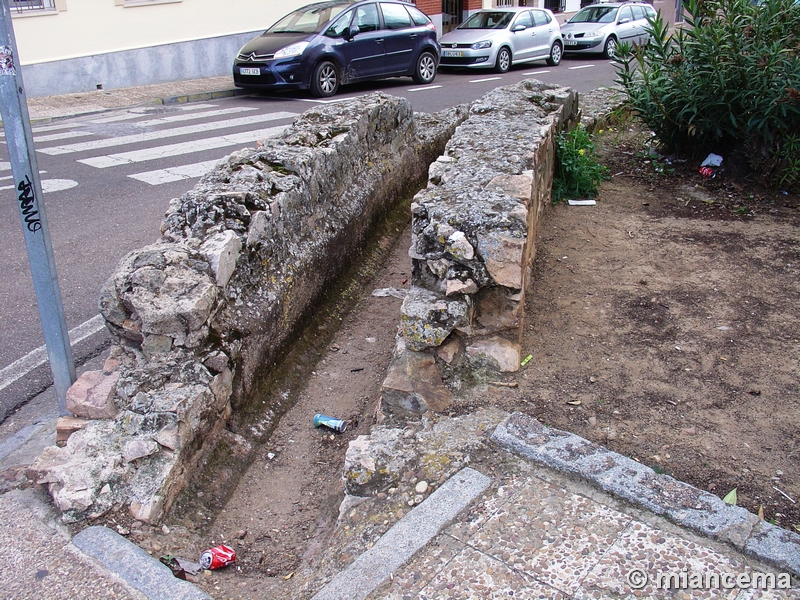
<box><xmin>698</xmin><ymin>166</ymin><xmax>716</xmax><ymax>178</ymax></box>
<box><xmin>199</xmin><ymin>544</ymin><xmax>236</xmax><ymax>570</ymax></box>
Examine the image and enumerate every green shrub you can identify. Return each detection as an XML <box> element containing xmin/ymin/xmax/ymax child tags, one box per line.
<box><xmin>552</xmin><ymin>124</ymin><xmax>610</xmax><ymax>202</ymax></box>
<box><xmin>613</xmin><ymin>0</ymin><xmax>800</xmax><ymax>189</ymax></box>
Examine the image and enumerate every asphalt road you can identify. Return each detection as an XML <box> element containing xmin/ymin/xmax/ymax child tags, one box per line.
<box><xmin>0</xmin><ymin>56</ymin><xmax>617</xmax><ymax>421</ymax></box>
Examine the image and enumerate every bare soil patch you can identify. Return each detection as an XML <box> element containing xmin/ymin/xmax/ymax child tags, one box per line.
<box><xmin>112</xmin><ymin>119</ymin><xmax>799</xmax><ymax>599</ymax></box>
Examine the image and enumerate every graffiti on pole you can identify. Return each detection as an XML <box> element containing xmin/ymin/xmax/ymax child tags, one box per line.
<box><xmin>17</xmin><ymin>175</ymin><xmax>42</xmax><ymax>233</ymax></box>
<box><xmin>0</xmin><ymin>44</ymin><xmax>15</xmax><ymax>76</ymax></box>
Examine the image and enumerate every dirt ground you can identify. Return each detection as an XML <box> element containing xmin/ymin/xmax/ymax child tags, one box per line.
<box><xmin>117</xmin><ymin>120</ymin><xmax>799</xmax><ymax>599</ymax></box>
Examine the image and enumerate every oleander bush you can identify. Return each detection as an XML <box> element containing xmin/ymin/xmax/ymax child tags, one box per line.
<box><xmin>613</xmin><ymin>0</ymin><xmax>800</xmax><ymax>189</ymax></box>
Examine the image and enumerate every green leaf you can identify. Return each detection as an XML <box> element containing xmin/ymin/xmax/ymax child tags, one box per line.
<box><xmin>722</xmin><ymin>488</ymin><xmax>738</xmax><ymax>505</ymax></box>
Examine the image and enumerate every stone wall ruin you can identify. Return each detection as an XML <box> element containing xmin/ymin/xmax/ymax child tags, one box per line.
<box><xmin>28</xmin><ymin>81</ymin><xmax>600</xmax><ymax>525</ymax></box>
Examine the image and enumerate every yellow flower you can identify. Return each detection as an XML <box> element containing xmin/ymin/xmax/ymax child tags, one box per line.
<box><xmin>579</xmin><ymin>148</ymin><xmax>585</xmax><ymax>156</ymax></box>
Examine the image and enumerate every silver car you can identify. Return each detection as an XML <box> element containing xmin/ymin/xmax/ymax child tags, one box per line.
<box><xmin>439</xmin><ymin>7</ymin><xmax>563</xmax><ymax>73</ymax></box>
<box><xmin>561</xmin><ymin>1</ymin><xmax>657</xmax><ymax>58</ymax></box>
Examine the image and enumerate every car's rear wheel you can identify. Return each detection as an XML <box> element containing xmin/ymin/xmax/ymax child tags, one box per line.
<box><xmin>494</xmin><ymin>47</ymin><xmax>511</xmax><ymax>73</ymax></box>
<box><xmin>547</xmin><ymin>41</ymin><xmax>563</xmax><ymax>66</ymax></box>
<box><xmin>602</xmin><ymin>36</ymin><xmax>618</xmax><ymax>59</ymax></box>
<box><xmin>311</xmin><ymin>60</ymin><xmax>339</xmax><ymax>98</ymax></box>
<box><xmin>412</xmin><ymin>51</ymin><xmax>437</xmax><ymax>84</ymax></box>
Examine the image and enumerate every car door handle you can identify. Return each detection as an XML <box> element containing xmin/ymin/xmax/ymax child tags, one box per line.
<box><xmin>376</xmin><ymin>38</ymin><xmax>384</xmax><ymax>44</ymax></box>
<box><xmin>409</xmin><ymin>33</ymin><xmax>417</xmax><ymax>38</ymax></box>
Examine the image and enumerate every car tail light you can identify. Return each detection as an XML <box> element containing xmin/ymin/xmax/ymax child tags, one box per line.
<box><xmin>426</xmin><ymin>22</ymin><xmax>435</xmax><ymax>31</ymax></box>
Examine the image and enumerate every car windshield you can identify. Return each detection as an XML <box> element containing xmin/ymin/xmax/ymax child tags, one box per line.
<box><xmin>458</xmin><ymin>11</ymin><xmax>515</xmax><ymax>29</ymax></box>
<box><xmin>267</xmin><ymin>2</ymin><xmax>352</xmax><ymax>34</ymax></box>
<box><xmin>568</xmin><ymin>6</ymin><xmax>619</xmax><ymax>23</ymax></box>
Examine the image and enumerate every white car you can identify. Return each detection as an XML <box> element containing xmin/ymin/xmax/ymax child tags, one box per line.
<box><xmin>561</xmin><ymin>1</ymin><xmax>657</xmax><ymax>58</ymax></box>
<box><xmin>438</xmin><ymin>7</ymin><xmax>563</xmax><ymax>73</ymax></box>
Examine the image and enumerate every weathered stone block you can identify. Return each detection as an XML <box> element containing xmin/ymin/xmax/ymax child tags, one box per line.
<box><xmin>476</xmin><ymin>233</ymin><xmax>526</xmax><ymax>290</ymax></box>
<box><xmin>466</xmin><ymin>336</ymin><xmax>522</xmax><ymax>373</ymax></box>
<box><xmin>381</xmin><ymin>340</ymin><xmax>451</xmax><ymax>415</ymax></box>
<box><xmin>66</xmin><ymin>370</ymin><xmax>119</xmax><ymax>420</ymax></box>
<box><xmin>400</xmin><ymin>287</ymin><xmax>471</xmax><ymax>351</ymax></box>
<box><xmin>201</xmin><ymin>230</ymin><xmax>242</xmax><ymax>287</ymax></box>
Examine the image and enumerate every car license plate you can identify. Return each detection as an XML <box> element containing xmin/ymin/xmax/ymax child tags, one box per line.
<box><xmin>565</xmin><ymin>40</ymin><xmax>578</xmax><ymax>46</ymax></box>
<box><xmin>240</xmin><ymin>67</ymin><xmax>261</xmax><ymax>76</ymax></box>
<box><xmin>442</xmin><ymin>50</ymin><xmax>463</xmax><ymax>57</ymax></box>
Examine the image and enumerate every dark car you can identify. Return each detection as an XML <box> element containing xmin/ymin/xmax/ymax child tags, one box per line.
<box><xmin>233</xmin><ymin>0</ymin><xmax>440</xmax><ymax>97</ymax></box>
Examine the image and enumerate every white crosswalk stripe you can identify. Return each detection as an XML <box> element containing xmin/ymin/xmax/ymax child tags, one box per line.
<box><xmin>79</xmin><ymin>125</ymin><xmax>289</xmax><ymax>168</ymax></box>
<box><xmin>39</xmin><ymin>111</ymin><xmax>298</xmax><ymax>155</ymax></box>
<box><xmin>88</xmin><ymin>103</ymin><xmax>219</xmax><ymax>124</ymax></box>
<box><xmin>128</xmin><ymin>159</ymin><xmax>223</xmax><ymax>185</ymax></box>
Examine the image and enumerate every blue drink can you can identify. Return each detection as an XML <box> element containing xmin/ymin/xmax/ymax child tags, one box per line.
<box><xmin>313</xmin><ymin>413</ymin><xmax>347</xmax><ymax>433</ymax></box>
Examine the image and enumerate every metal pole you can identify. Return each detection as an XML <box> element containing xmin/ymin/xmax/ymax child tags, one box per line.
<box><xmin>0</xmin><ymin>0</ymin><xmax>75</xmax><ymax>416</ymax></box>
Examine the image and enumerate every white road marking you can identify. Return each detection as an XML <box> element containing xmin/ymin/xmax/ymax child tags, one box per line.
<box><xmin>34</xmin><ymin>130</ymin><xmax>95</xmax><ymax>143</ymax></box>
<box><xmin>407</xmin><ymin>85</ymin><xmax>442</xmax><ymax>92</ymax></box>
<box><xmin>128</xmin><ymin>159</ymin><xmax>222</xmax><ymax>185</ymax></box>
<box><xmin>523</xmin><ymin>70</ymin><xmax>551</xmax><ymax>75</ymax></box>
<box><xmin>469</xmin><ymin>77</ymin><xmax>502</xmax><ymax>83</ymax></box>
<box><xmin>0</xmin><ymin>162</ymin><xmax>10</xmax><ymax>171</ymax></box>
<box><xmin>0</xmin><ymin>315</ymin><xmax>106</xmax><ymax>394</ymax></box>
<box><xmin>0</xmin><ymin>177</ymin><xmax>75</xmax><ymax>193</ymax></box>
<box><xmin>41</xmin><ymin>179</ymin><xmax>78</xmax><ymax>192</ymax></box>
<box><xmin>568</xmin><ymin>64</ymin><xmax>595</xmax><ymax>70</ymax></box>
<box><xmin>39</xmin><ymin>112</ymin><xmax>298</xmax><ymax>155</ymax></box>
<box><xmin>79</xmin><ymin>125</ymin><xmax>289</xmax><ymax>168</ymax></box>
<box><xmin>295</xmin><ymin>97</ymin><xmax>356</xmax><ymax>104</ymax></box>
<box><xmin>89</xmin><ymin>103</ymin><xmax>218</xmax><ymax>124</ymax></box>
<box><xmin>118</xmin><ymin>106</ymin><xmax>258</xmax><ymax>128</ymax></box>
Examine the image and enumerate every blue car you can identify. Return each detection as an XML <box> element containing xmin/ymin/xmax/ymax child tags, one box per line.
<box><xmin>233</xmin><ymin>0</ymin><xmax>440</xmax><ymax>97</ymax></box>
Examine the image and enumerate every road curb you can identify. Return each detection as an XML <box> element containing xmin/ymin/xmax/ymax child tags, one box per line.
<box><xmin>492</xmin><ymin>411</ymin><xmax>800</xmax><ymax>578</ymax></box>
<box><xmin>311</xmin><ymin>467</ymin><xmax>491</xmax><ymax>600</ymax></box>
<box><xmin>73</xmin><ymin>526</ymin><xmax>211</xmax><ymax>600</ymax></box>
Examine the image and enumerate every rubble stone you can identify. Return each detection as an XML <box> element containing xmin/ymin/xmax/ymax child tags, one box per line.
<box><xmin>466</xmin><ymin>336</ymin><xmax>522</xmax><ymax>373</ymax></box>
<box><xmin>381</xmin><ymin>340</ymin><xmax>451</xmax><ymax>416</ymax></box>
<box><xmin>66</xmin><ymin>370</ymin><xmax>119</xmax><ymax>420</ymax></box>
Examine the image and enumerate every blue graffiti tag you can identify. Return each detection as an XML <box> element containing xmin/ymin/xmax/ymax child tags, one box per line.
<box><xmin>17</xmin><ymin>175</ymin><xmax>41</xmax><ymax>233</ymax></box>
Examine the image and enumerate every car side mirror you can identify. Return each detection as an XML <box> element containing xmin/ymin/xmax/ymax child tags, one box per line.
<box><xmin>512</xmin><ymin>24</ymin><xmax>527</xmax><ymax>32</ymax></box>
<box><xmin>347</xmin><ymin>25</ymin><xmax>359</xmax><ymax>39</ymax></box>
<box><xmin>618</xmin><ymin>17</ymin><xmax>631</xmax><ymax>24</ymax></box>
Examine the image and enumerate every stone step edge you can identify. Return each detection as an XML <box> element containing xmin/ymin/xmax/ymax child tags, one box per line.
<box><xmin>311</xmin><ymin>466</ymin><xmax>491</xmax><ymax>600</ymax></box>
<box><xmin>72</xmin><ymin>525</ymin><xmax>212</xmax><ymax>600</ymax></box>
<box><xmin>491</xmin><ymin>411</ymin><xmax>800</xmax><ymax>578</ymax></box>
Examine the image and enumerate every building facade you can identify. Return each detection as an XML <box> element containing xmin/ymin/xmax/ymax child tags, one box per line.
<box><xmin>8</xmin><ymin>0</ymin><xmax>586</xmax><ymax>98</ymax></box>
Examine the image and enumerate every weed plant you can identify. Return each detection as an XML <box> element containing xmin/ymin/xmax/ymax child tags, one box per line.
<box><xmin>552</xmin><ymin>125</ymin><xmax>610</xmax><ymax>202</ymax></box>
<box><xmin>614</xmin><ymin>0</ymin><xmax>800</xmax><ymax>189</ymax></box>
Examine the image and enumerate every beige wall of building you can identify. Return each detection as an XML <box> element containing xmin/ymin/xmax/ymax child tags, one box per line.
<box><xmin>11</xmin><ymin>0</ymin><xmax>305</xmax><ymax>65</ymax></box>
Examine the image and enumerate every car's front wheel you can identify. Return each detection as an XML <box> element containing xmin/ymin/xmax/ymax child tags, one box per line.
<box><xmin>494</xmin><ymin>47</ymin><xmax>511</xmax><ymax>73</ymax></box>
<box><xmin>311</xmin><ymin>60</ymin><xmax>339</xmax><ymax>98</ymax></box>
<box><xmin>412</xmin><ymin>51</ymin><xmax>437</xmax><ymax>84</ymax></box>
<box><xmin>602</xmin><ymin>36</ymin><xmax>618</xmax><ymax>59</ymax></box>
<box><xmin>547</xmin><ymin>41</ymin><xmax>563</xmax><ymax>66</ymax></box>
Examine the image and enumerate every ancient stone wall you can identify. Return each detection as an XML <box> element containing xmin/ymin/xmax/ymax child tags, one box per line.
<box><xmin>29</xmin><ymin>93</ymin><xmax>467</xmax><ymax>524</ymax></box>
<box><xmin>28</xmin><ymin>82</ymin><xmax>612</xmax><ymax>525</ymax></box>
<box><xmin>382</xmin><ymin>80</ymin><xmax>579</xmax><ymax>417</ymax></box>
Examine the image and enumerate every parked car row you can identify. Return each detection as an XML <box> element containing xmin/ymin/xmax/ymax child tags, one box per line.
<box><xmin>232</xmin><ymin>0</ymin><xmax>657</xmax><ymax>98</ymax></box>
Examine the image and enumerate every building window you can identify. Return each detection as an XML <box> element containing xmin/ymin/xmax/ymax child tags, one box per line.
<box><xmin>495</xmin><ymin>0</ymin><xmax>514</xmax><ymax>5</ymax></box>
<box><xmin>10</xmin><ymin>0</ymin><xmax>56</xmax><ymax>13</ymax></box>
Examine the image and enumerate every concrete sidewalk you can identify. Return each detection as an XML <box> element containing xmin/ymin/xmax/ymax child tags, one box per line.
<box><xmin>1</xmin><ymin>77</ymin><xmax>799</xmax><ymax>600</ymax></box>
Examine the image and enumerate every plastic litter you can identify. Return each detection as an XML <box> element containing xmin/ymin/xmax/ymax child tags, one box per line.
<box><xmin>701</xmin><ymin>153</ymin><xmax>723</xmax><ymax>167</ymax></box>
<box><xmin>568</xmin><ymin>199</ymin><xmax>596</xmax><ymax>206</ymax></box>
